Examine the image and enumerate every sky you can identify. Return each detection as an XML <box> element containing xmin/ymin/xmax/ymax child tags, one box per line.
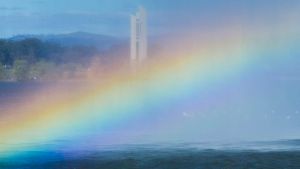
<box><xmin>1</xmin><ymin>0</ymin><xmax>300</xmax><ymax>38</ymax></box>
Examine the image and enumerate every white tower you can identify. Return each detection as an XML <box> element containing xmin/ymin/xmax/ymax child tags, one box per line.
<box><xmin>131</xmin><ymin>6</ymin><xmax>147</xmax><ymax>66</ymax></box>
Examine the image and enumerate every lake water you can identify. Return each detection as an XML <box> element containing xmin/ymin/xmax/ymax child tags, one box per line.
<box><xmin>0</xmin><ymin>140</ymin><xmax>300</xmax><ymax>169</ymax></box>
<box><xmin>0</xmin><ymin>82</ymin><xmax>44</xmax><ymax>112</ymax></box>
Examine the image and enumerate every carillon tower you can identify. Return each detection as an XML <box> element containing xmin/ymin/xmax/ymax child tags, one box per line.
<box><xmin>130</xmin><ymin>6</ymin><xmax>148</xmax><ymax>67</ymax></box>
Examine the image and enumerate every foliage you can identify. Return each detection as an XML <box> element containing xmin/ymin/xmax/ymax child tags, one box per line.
<box><xmin>0</xmin><ymin>38</ymin><xmax>99</xmax><ymax>81</ymax></box>
<box><xmin>0</xmin><ymin>38</ymin><xmax>98</xmax><ymax>65</ymax></box>
<box><xmin>29</xmin><ymin>61</ymin><xmax>56</xmax><ymax>80</ymax></box>
<box><xmin>13</xmin><ymin>60</ymin><xmax>30</xmax><ymax>81</ymax></box>
<box><xmin>0</xmin><ymin>64</ymin><xmax>4</xmax><ymax>80</ymax></box>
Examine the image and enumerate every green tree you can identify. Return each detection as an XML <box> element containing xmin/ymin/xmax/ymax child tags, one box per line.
<box><xmin>29</xmin><ymin>61</ymin><xmax>56</xmax><ymax>80</ymax></box>
<box><xmin>0</xmin><ymin>64</ymin><xmax>5</xmax><ymax>80</ymax></box>
<box><xmin>13</xmin><ymin>60</ymin><xmax>30</xmax><ymax>81</ymax></box>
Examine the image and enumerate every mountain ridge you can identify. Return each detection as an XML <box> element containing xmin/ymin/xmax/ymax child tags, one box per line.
<box><xmin>9</xmin><ymin>32</ymin><xmax>126</xmax><ymax>51</ymax></box>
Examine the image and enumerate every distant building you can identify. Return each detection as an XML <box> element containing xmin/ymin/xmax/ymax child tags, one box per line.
<box><xmin>130</xmin><ymin>6</ymin><xmax>148</xmax><ymax>67</ymax></box>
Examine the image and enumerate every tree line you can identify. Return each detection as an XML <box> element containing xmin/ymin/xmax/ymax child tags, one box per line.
<box><xmin>0</xmin><ymin>38</ymin><xmax>99</xmax><ymax>81</ymax></box>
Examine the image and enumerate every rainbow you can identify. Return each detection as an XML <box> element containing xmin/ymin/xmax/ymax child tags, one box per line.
<box><xmin>0</xmin><ymin>16</ymin><xmax>299</xmax><ymax>158</ymax></box>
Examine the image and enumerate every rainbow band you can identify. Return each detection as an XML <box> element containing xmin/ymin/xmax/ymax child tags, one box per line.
<box><xmin>0</xmin><ymin>20</ymin><xmax>299</xmax><ymax>158</ymax></box>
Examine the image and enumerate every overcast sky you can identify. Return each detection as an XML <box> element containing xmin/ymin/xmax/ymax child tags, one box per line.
<box><xmin>1</xmin><ymin>0</ymin><xmax>299</xmax><ymax>38</ymax></box>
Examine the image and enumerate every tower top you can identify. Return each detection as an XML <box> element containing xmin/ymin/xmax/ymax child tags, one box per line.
<box><xmin>135</xmin><ymin>6</ymin><xmax>146</xmax><ymax>19</ymax></box>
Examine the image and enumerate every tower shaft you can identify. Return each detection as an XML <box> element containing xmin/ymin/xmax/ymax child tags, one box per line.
<box><xmin>131</xmin><ymin>7</ymin><xmax>147</xmax><ymax>66</ymax></box>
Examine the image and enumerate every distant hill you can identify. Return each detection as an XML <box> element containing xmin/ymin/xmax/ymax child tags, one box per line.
<box><xmin>10</xmin><ymin>32</ymin><xmax>124</xmax><ymax>51</ymax></box>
